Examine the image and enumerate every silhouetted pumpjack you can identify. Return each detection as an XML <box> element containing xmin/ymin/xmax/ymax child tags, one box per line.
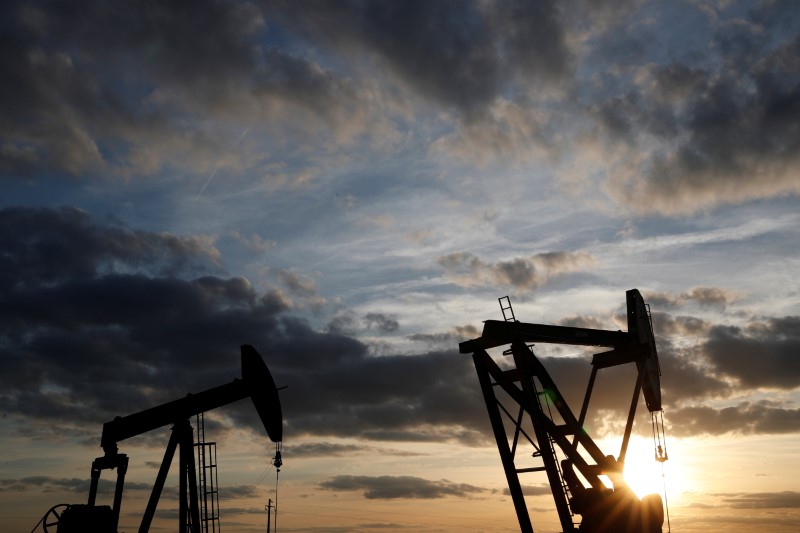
<box><xmin>460</xmin><ymin>289</ymin><xmax>668</xmax><ymax>533</ymax></box>
<box><xmin>35</xmin><ymin>345</ymin><xmax>282</xmax><ymax>533</ymax></box>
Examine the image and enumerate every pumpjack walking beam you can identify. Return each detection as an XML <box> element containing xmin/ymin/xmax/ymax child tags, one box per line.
<box><xmin>460</xmin><ymin>289</ymin><xmax>665</xmax><ymax>533</ymax></box>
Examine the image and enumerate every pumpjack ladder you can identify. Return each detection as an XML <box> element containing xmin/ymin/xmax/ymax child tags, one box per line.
<box><xmin>196</xmin><ymin>412</ymin><xmax>221</xmax><ymax>533</ymax></box>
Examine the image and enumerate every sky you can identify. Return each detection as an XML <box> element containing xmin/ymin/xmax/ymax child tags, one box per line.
<box><xmin>1</xmin><ymin>0</ymin><xmax>799</xmax><ymax>531</ymax></box>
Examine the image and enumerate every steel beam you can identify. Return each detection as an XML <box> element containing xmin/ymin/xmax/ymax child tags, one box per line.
<box><xmin>473</xmin><ymin>349</ymin><xmax>534</xmax><ymax>533</ymax></box>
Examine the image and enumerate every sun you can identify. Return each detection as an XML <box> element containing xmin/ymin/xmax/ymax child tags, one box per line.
<box><xmin>621</xmin><ymin>437</ymin><xmax>674</xmax><ymax>501</ymax></box>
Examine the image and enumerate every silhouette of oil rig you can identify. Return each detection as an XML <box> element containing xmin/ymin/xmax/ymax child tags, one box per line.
<box><xmin>33</xmin><ymin>345</ymin><xmax>283</xmax><ymax>533</ymax></box>
<box><xmin>460</xmin><ymin>289</ymin><xmax>670</xmax><ymax>532</ymax></box>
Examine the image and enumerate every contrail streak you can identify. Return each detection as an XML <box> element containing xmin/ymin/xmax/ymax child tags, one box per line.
<box><xmin>196</xmin><ymin>127</ymin><xmax>250</xmax><ymax>198</ymax></box>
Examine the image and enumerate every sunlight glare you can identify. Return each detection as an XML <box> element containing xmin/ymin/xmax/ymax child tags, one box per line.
<box><xmin>622</xmin><ymin>438</ymin><xmax>671</xmax><ymax>501</ymax></box>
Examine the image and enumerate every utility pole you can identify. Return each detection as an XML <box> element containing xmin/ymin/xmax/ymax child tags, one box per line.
<box><xmin>265</xmin><ymin>499</ymin><xmax>272</xmax><ymax>533</ymax></box>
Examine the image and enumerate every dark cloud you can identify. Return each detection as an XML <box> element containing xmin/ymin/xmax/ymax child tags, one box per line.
<box><xmin>287</xmin><ymin>441</ymin><xmax>366</xmax><ymax>458</ymax></box>
<box><xmin>454</xmin><ymin>325</ymin><xmax>479</xmax><ymax>338</ymax></box>
<box><xmin>657</xmin><ymin>343</ymin><xmax>730</xmax><ymax>402</ymax></box>
<box><xmin>19</xmin><ymin>1</ymin><xmax>263</xmax><ymax>85</ymax></box>
<box><xmin>532</xmin><ymin>339</ymin><xmax>800</xmax><ymax>439</ymax></box>
<box><xmin>437</xmin><ymin>251</ymin><xmax>595</xmax><ymax>292</ymax></box>
<box><xmin>0</xmin><ymin>476</ymin><xmax>149</xmax><ymax>495</ymax></box>
<box><xmin>566</xmin><ymin>308</ymin><xmax>800</xmax><ymax>433</ymax></box>
<box><xmin>325</xmin><ymin>310</ymin><xmax>360</xmax><ymax>336</ymax></box>
<box><xmin>462</xmin><ymin>304</ymin><xmax>791</xmax><ymax>440</ymax></box>
<box><xmin>2</xmin><ymin>207</ymin><xmax>798</xmax><ymax>452</ymax></box>
<box><xmin>652</xmin><ymin>313</ymin><xmax>711</xmax><ymax>338</ymax></box>
<box><xmin>720</xmin><ymin>491</ymin><xmax>800</xmax><ymax>509</ymax></box>
<box><xmin>4</xmin><ymin>0</ymin><xmax>795</xmax><ymax>223</ymax></box>
<box><xmin>0</xmin><ymin>0</ymin><xmax>363</xmax><ymax>179</ymax></box>
<box><xmin>668</xmin><ymin>401</ymin><xmax>800</xmax><ymax>437</ymax></box>
<box><xmin>272</xmin><ymin>346</ymin><xmax>488</xmax><ymax>444</ymax></box>
<box><xmin>0</xmin><ymin>207</ymin><xmax>271</xmax><ymax>421</ymax></box>
<box><xmin>594</xmin><ymin>4</ymin><xmax>800</xmax><ymax>214</ymax></box>
<box><xmin>528</xmin><ymin>347</ymin><xmax>726</xmax><ymax>436</ymax></box>
<box><xmin>364</xmin><ymin>312</ymin><xmax>400</xmax><ymax>334</ymax></box>
<box><xmin>0</xmin><ymin>207</ymin><xmax>489</xmax><ymax>447</ymax></box>
<box><xmin>407</xmin><ymin>332</ymin><xmax>462</xmax><ymax>348</ymax></box>
<box><xmin>180</xmin><ymin>293</ymin><xmax>800</xmax><ymax>444</ymax></box>
<box><xmin>701</xmin><ymin>317</ymin><xmax>800</xmax><ymax>389</ymax></box>
<box><xmin>319</xmin><ymin>475</ymin><xmax>489</xmax><ymax>500</ymax></box>
<box><xmin>270</xmin><ymin>1</ymin><xmax>572</xmax><ymax>115</ymax></box>
<box><xmin>0</xmin><ymin>206</ymin><xmax>220</xmax><ymax>286</ymax></box>
<box><xmin>0</xmin><ymin>0</ymin><xmax>578</xmax><ymax>180</ymax></box>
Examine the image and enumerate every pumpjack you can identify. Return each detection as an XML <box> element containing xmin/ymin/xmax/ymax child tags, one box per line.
<box><xmin>34</xmin><ymin>345</ymin><xmax>283</xmax><ymax>533</ymax></box>
<box><xmin>460</xmin><ymin>289</ymin><xmax>669</xmax><ymax>533</ymax></box>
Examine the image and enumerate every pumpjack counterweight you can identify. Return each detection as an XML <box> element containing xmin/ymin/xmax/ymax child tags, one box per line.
<box><xmin>460</xmin><ymin>289</ymin><xmax>667</xmax><ymax>533</ymax></box>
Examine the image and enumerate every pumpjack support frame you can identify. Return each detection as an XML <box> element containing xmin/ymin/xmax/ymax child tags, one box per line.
<box><xmin>460</xmin><ymin>289</ymin><xmax>664</xmax><ymax>533</ymax></box>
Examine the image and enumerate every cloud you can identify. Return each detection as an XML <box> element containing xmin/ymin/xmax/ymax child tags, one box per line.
<box><xmin>407</xmin><ymin>325</ymin><xmax>483</xmax><ymax>349</ymax></box>
<box><xmin>701</xmin><ymin>317</ymin><xmax>800</xmax><ymax>389</ymax></box>
<box><xmin>644</xmin><ymin>287</ymin><xmax>739</xmax><ymax>310</ymax></box>
<box><xmin>325</xmin><ymin>309</ymin><xmax>360</xmax><ymax>336</ymax></box>
<box><xmin>227</xmin><ymin>231</ymin><xmax>276</xmax><ymax>254</ymax></box>
<box><xmin>0</xmin><ymin>1</ymin><xmax>376</xmax><ymax>180</ymax></box>
<box><xmin>683</xmin><ymin>287</ymin><xmax>738</xmax><ymax>307</ymax></box>
<box><xmin>533</xmin><ymin>340</ymin><xmax>800</xmax><ymax>439</ymax></box>
<box><xmin>667</xmin><ymin>401</ymin><xmax>800</xmax><ymax>437</ymax></box>
<box><xmin>4</xmin><ymin>0</ymin><xmax>796</xmax><ymax>225</ymax></box>
<box><xmin>431</xmin><ymin>98</ymin><xmax>558</xmax><ymax>166</ymax></box>
<box><xmin>0</xmin><ymin>476</ymin><xmax>149</xmax><ymax>495</ymax></box>
<box><xmin>364</xmin><ymin>312</ymin><xmax>400</xmax><ymax>334</ymax></box>
<box><xmin>277</xmin><ymin>269</ymin><xmax>318</xmax><ymax>297</ymax></box>
<box><xmin>454</xmin><ymin>325</ymin><xmax>479</xmax><ymax>338</ymax></box>
<box><xmin>1</xmin><ymin>207</ymin><xmax>798</xmax><ymax>449</ymax></box>
<box><xmin>437</xmin><ymin>251</ymin><xmax>595</xmax><ymax>292</ymax></box>
<box><xmin>286</xmin><ymin>441</ymin><xmax>424</xmax><ymax>458</ymax></box>
<box><xmin>657</xmin><ymin>344</ymin><xmax>731</xmax><ymax>402</ymax></box>
<box><xmin>0</xmin><ymin>207</ymin><xmax>490</xmax><ymax>446</ymax></box>
<box><xmin>458</xmin><ymin>305</ymin><xmax>798</xmax><ymax>438</ymax></box>
<box><xmin>532</xmin><ymin>348</ymin><xmax>727</xmax><ymax>425</ymax></box>
<box><xmin>270</xmin><ymin>345</ymin><xmax>489</xmax><ymax>444</ymax></box>
<box><xmin>558</xmin><ymin>315</ymin><xmax>611</xmax><ymax>330</ymax></box>
<box><xmin>502</xmin><ymin>484</ymin><xmax>553</xmax><ymax>497</ymax></box>
<box><xmin>270</xmin><ymin>1</ymin><xmax>572</xmax><ymax>115</ymax></box>
<box><xmin>318</xmin><ymin>475</ymin><xmax>489</xmax><ymax>500</ymax></box>
<box><xmin>0</xmin><ymin>206</ymin><xmax>221</xmax><ymax>286</ymax></box>
<box><xmin>0</xmin><ymin>0</ymin><xmax>578</xmax><ymax>183</ymax></box>
<box><xmin>0</xmin><ymin>207</ymin><xmax>285</xmax><ymax>426</ymax></box>
<box><xmin>407</xmin><ymin>332</ymin><xmax>461</xmax><ymax>347</ymax></box>
<box><xmin>651</xmin><ymin>313</ymin><xmax>711</xmax><ymax>338</ymax></box>
<box><xmin>719</xmin><ymin>491</ymin><xmax>800</xmax><ymax>509</ymax></box>
<box><xmin>0</xmin><ymin>39</ymin><xmax>120</xmax><ymax>176</ymax></box>
<box><xmin>592</xmin><ymin>5</ymin><xmax>800</xmax><ymax>214</ymax></box>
